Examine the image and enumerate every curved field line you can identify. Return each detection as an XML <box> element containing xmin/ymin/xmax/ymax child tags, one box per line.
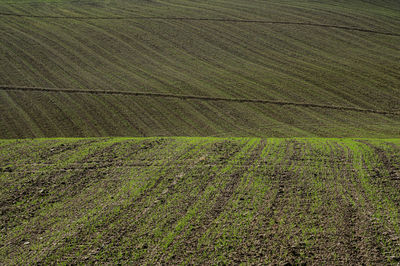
<box><xmin>1</xmin><ymin>85</ymin><xmax>399</xmax><ymax>115</ymax></box>
<box><xmin>0</xmin><ymin>12</ymin><xmax>399</xmax><ymax>37</ymax></box>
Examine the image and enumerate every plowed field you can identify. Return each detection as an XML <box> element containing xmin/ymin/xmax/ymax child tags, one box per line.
<box><xmin>1</xmin><ymin>137</ymin><xmax>400</xmax><ymax>264</ymax></box>
<box><xmin>1</xmin><ymin>0</ymin><xmax>400</xmax><ymax>138</ymax></box>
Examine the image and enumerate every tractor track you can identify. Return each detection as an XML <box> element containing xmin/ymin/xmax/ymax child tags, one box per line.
<box><xmin>1</xmin><ymin>12</ymin><xmax>400</xmax><ymax>37</ymax></box>
<box><xmin>1</xmin><ymin>85</ymin><xmax>398</xmax><ymax>115</ymax></box>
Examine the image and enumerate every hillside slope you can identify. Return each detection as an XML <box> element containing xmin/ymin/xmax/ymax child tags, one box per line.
<box><xmin>1</xmin><ymin>0</ymin><xmax>400</xmax><ymax>138</ymax></box>
<box><xmin>1</xmin><ymin>137</ymin><xmax>400</xmax><ymax>264</ymax></box>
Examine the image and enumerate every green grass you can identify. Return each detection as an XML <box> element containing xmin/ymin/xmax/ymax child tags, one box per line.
<box><xmin>1</xmin><ymin>137</ymin><xmax>400</xmax><ymax>264</ymax></box>
<box><xmin>1</xmin><ymin>0</ymin><xmax>400</xmax><ymax>138</ymax></box>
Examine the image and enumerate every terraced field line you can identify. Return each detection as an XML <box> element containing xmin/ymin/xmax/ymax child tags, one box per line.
<box><xmin>1</xmin><ymin>85</ymin><xmax>398</xmax><ymax>115</ymax></box>
<box><xmin>0</xmin><ymin>13</ymin><xmax>399</xmax><ymax>37</ymax></box>
<box><xmin>4</xmin><ymin>13</ymin><xmax>400</xmax><ymax>37</ymax></box>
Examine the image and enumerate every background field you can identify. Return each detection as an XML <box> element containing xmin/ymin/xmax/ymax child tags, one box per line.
<box><xmin>1</xmin><ymin>0</ymin><xmax>400</xmax><ymax>138</ymax></box>
<box><xmin>1</xmin><ymin>137</ymin><xmax>400</xmax><ymax>264</ymax></box>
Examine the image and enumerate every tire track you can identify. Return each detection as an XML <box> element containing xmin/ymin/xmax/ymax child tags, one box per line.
<box><xmin>1</xmin><ymin>12</ymin><xmax>399</xmax><ymax>37</ymax></box>
<box><xmin>1</xmin><ymin>85</ymin><xmax>398</xmax><ymax>115</ymax></box>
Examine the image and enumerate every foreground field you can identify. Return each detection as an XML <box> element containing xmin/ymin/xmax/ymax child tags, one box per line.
<box><xmin>1</xmin><ymin>137</ymin><xmax>400</xmax><ymax>264</ymax></box>
<box><xmin>1</xmin><ymin>0</ymin><xmax>400</xmax><ymax>138</ymax></box>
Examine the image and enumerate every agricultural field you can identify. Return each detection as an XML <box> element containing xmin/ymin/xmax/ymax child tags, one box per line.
<box><xmin>1</xmin><ymin>137</ymin><xmax>400</xmax><ymax>264</ymax></box>
<box><xmin>0</xmin><ymin>0</ymin><xmax>400</xmax><ymax>138</ymax></box>
<box><xmin>1</xmin><ymin>0</ymin><xmax>400</xmax><ymax>264</ymax></box>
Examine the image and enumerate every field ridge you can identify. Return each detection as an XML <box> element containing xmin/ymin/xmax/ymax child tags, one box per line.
<box><xmin>2</xmin><ymin>85</ymin><xmax>399</xmax><ymax>115</ymax></box>
<box><xmin>1</xmin><ymin>12</ymin><xmax>400</xmax><ymax>37</ymax></box>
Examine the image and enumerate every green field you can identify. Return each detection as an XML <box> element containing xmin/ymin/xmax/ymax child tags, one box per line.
<box><xmin>1</xmin><ymin>0</ymin><xmax>400</xmax><ymax>264</ymax></box>
<box><xmin>1</xmin><ymin>137</ymin><xmax>400</xmax><ymax>264</ymax></box>
<box><xmin>1</xmin><ymin>0</ymin><xmax>400</xmax><ymax>138</ymax></box>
